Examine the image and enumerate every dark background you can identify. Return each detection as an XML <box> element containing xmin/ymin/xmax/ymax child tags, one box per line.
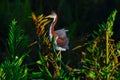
<box><xmin>0</xmin><ymin>0</ymin><xmax>120</xmax><ymax>53</ymax></box>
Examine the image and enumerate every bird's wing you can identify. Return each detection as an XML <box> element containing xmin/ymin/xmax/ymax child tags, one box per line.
<box><xmin>55</xmin><ymin>29</ymin><xmax>67</xmax><ymax>39</ymax></box>
<box><xmin>56</xmin><ymin>37</ymin><xmax>69</xmax><ymax>49</ymax></box>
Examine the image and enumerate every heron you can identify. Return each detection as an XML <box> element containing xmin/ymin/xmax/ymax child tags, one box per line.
<box><xmin>45</xmin><ymin>12</ymin><xmax>69</xmax><ymax>51</ymax></box>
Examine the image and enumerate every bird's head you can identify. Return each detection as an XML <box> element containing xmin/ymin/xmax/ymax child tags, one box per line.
<box><xmin>45</xmin><ymin>12</ymin><xmax>57</xmax><ymax>21</ymax></box>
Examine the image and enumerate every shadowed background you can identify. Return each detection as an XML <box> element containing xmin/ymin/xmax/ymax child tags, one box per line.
<box><xmin>0</xmin><ymin>0</ymin><xmax>120</xmax><ymax>64</ymax></box>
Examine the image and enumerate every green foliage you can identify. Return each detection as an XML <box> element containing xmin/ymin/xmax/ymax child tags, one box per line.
<box><xmin>106</xmin><ymin>9</ymin><xmax>117</xmax><ymax>37</ymax></box>
<box><xmin>93</xmin><ymin>10</ymin><xmax>117</xmax><ymax>38</ymax></box>
<box><xmin>93</xmin><ymin>23</ymin><xmax>106</xmax><ymax>38</ymax></box>
<box><xmin>0</xmin><ymin>57</ymin><xmax>28</xmax><ymax>80</ymax></box>
<box><xmin>83</xmin><ymin>10</ymin><xmax>118</xmax><ymax>80</ymax></box>
<box><xmin>37</xmin><ymin>51</ymin><xmax>52</xmax><ymax>79</ymax></box>
<box><xmin>29</xmin><ymin>72</ymin><xmax>43</xmax><ymax>79</ymax></box>
<box><xmin>7</xmin><ymin>19</ymin><xmax>29</xmax><ymax>60</ymax></box>
<box><xmin>0</xmin><ymin>19</ymin><xmax>29</xmax><ymax>80</ymax></box>
<box><xmin>0</xmin><ymin>58</ymin><xmax>28</xmax><ymax>80</ymax></box>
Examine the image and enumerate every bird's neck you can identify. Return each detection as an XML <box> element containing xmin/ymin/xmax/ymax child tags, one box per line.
<box><xmin>49</xmin><ymin>15</ymin><xmax>58</xmax><ymax>41</ymax></box>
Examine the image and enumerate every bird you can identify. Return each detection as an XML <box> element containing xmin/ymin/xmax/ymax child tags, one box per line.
<box><xmin>45</xmin><ymin>12</ymin><xmax>69</xmax><ymax>51</ymax></box>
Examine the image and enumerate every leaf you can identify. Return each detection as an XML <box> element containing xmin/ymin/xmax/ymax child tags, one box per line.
<box><xmin>106</xmin><ymin>9</ymin><xmax>117</xmax><ymax>36</ymax></box>
<box><xmin>87</xmin><ymin>71</ymin><xmax>96</xmax><ymax>79</ymax></box>
<box><xmin>31</xmin><ymin>12</ymin><xmax>37</xmax><ymax>21</ymax></box>
<box><xmin>29</xmin><ymin>72</ymin><xmax>43</xmax><ymax>78</ymax></box>
<box><xmin>36</xmin><ymin>60</ymin><xmax>42</xmax><ymax>65</ymax></box>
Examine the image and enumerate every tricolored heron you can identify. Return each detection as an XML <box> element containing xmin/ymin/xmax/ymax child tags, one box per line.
<box><xmin>46</xmin><ymin>12</ymin><xmax>69</xmax><ymax>51</ymax></box>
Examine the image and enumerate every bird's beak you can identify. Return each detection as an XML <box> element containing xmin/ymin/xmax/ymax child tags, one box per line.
<box><xmin>45</xmin><ymin>15</ymin><xmax>52</xmax><ymax>19</ymax></box>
